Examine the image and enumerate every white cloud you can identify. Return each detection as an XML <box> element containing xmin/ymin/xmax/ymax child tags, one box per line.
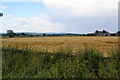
<box><xmin>43</xmin><ymin>0</ymin><xmax>118</xmax><ymax>17</ymax></box>
<box><xmin>41</xmin><ymin>0</ymin><xmax>118</xmax><ymax>33</ymax></box>
<box><xmin>1</xmin><ymin>14</ymin><xmax>66</xmax><ymax>33</ymax></box>
<box><xmin>0</xmin><ymin>13</ymin><xmax>117</xmax><ymax>33</ymax></box>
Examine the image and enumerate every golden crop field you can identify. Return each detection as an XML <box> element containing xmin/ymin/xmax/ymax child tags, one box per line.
<box><xmin>2</xmin><ymin>36</ymin><xmax>118</xmax><ymax>57</ymax></box>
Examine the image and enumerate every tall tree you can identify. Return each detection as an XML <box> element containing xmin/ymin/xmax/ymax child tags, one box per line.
<box><xmin>7</xmin><ymin>30</ymin><xmax>16</xmax><ymax>38</ymax></box>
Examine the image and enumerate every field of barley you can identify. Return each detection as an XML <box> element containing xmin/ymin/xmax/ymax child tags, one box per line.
<box><xmin>2</xmin><ymin>36</ymin><xmax>118</xmax><ymax>57</ymax></box>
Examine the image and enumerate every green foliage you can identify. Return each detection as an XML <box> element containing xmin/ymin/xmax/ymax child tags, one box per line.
<box><xmin>2</xmin><ymin>46</ymin><xmax>120</xmax><ymax>79</ymax></box>
<box><xmin>7</xmin><ymin>30</ymin><xmax>16</xmax><ymax>38</ymax></box>
<box><xmin>98</xmin><ymin>59</ymin><xmax>118</xmax><ymax>78</ymax></box>
<box><xmin>7</xmin><ymin>33</ymin><xmax>16</xmax><ymax>38</ymax></box>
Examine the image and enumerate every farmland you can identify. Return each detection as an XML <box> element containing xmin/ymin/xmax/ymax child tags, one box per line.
<box><xmin>2</xmin><ymin>36</ymin><xmax>118</xmax><ymax>57</ymax></box>
<box><xmin>1</xmin><ymin>36</ymin><xmax>120</xmax><ymax>78</ymax></box>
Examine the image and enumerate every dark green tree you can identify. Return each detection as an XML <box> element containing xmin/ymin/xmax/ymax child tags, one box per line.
<box><xmin>95</xmin><ymin>30</ymin><xmax>99</xmax><ymax>34</ymax></box>
<box><xmin>7</xmin><ymin>30</ymin><xmax>16</xmax><ymax>38</ymax></box>
<box><xmin>102</xmin><ymin>30</ymin><xmax>108</xmax><ymax>33</ymax></box>
<box><xmin>21</xmin><ymin>33</ymin><xmax>26</xmax><ymax>37</ymax></box>
<box><xmin>117</xmin><ymin>31</ymin><xmax>120</xmax><ymax>34</ymax></box>
<box><xmin>43</xmin><ymin>33</ymin><xmax>46</xmax><ymax>36</ymax></box>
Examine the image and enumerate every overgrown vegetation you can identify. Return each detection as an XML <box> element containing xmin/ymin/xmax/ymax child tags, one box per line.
<box><xmin>2</xmin><ymin>46</ymin><xmax>120</xmax><ymax>79</ymax></box>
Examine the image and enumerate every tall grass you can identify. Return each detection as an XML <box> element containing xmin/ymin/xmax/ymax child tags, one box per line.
<box><xmin>2</xmin><ymin>46</ymin><xmax>120</xmax><ymax>78</ymax></box>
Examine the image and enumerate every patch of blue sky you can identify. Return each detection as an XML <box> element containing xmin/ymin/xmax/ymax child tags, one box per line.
<box><xmin>3</xmin><ymin>2</ymin><xmax>45</xmax><ymax>17</ymax></box>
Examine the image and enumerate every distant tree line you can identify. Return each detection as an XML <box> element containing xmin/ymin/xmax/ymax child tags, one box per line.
<box><xmin>4</xmin><ymin>30</ymin><xmax>120</xmax><ymax>38</ymax></box>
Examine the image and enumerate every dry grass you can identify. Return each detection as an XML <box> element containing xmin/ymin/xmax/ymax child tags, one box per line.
<box><xmin>2</xmin><ymin>36</ymin><xmax>118</xmax><ymax>57</ymax></box>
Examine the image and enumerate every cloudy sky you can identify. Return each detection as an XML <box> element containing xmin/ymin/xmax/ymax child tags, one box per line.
<box><xmin>0</xmin><ymin>0</ymin><xmax>119</xmax><ymax>33</ymax></box>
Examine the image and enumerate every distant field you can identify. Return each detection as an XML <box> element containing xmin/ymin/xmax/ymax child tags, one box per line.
<box><xmin>2</xmin><ymin>36</ymin><xmax>118</xmax><ymax>57</ymax></box>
